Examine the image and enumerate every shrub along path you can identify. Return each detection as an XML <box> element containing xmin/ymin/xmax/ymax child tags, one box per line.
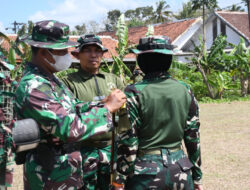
<box><xmin>9</xmin><ymin>101</ymin><xmax>250</xmax><ymax>190</ymax></box>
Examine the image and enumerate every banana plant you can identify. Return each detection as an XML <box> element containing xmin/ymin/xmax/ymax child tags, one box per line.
<box><xmin>0</xmin><ymin>32</ymin><xmax>31</xmax><ymax>81</ymax></box>
<box><xmin>104</xmin><ymin>14</ymin><xmax>133</xmax><ymax>85</ymax></box>
<box><xmin>190</xmin><ymin>35</ymin><xmax>230</xmax><ymax>99</ymax></box>
<box><xmin>223</xmin><ymin>38</ymin><xmax>250</xmax><ymax>96</ymax></box>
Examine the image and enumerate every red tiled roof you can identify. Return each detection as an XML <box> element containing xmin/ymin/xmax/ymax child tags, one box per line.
<box><xmin>216</xmin><ymin>11</ymin><xmax>250</xmax><ymax>41</ymax></box>
<box><xmin>98</xmin><ymin>18</ymin><xmax>198</xmax><ymax>44</ymax></box>
<box><xmin>1</xmin><ymin>19</ymin><xmax>198</xmax><ymax>62</ymax></box>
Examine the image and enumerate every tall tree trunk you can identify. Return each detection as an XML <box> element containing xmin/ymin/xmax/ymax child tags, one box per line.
<box><xmin>203</xmin><ymin>3</ymin><xmax>206</xmax><ymax>47</ymax></box>
<box><xmin>197</xmin><ymin>63</ymin><xmax>215</xmax><ymax>99</ymax></box>
<box><xmin>240</xmin><ymin>74</ymin><xmax>249</xmax><ymax>96</ymax></box>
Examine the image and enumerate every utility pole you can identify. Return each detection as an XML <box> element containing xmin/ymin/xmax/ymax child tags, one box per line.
<box><xmin>5</xmin><ymin>21</ymin><xmax>25</xmax><ymax>34</ymax></box>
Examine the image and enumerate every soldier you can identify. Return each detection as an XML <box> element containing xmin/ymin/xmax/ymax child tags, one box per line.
<box><xmin>62</xmin><ymin>34</ymin><xmax>129</xmax><ymax>190</ymax></box>
<box><xmin>0</xmin><ymin>53</ymin><xmax>15</xmax><ymax>189</ymax></box>
<box><xmin>131</xmin><ymin>66</ymin><xmax>144</xmax><ymax>83</ymax></box>
<box><xmin>14</xmin><ymin>20</ymin><xmax>126</xmax><ymax>190</ymax></box>
<box><xmin>114</xmin><ymin>36</ymin><xmax>203</xmax><ymax>190</ymax></box>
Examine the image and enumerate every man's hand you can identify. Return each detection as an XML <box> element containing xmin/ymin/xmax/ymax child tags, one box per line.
<box><xmin>194</xmin><ymin>184</ymin><xmax>204</xmax><ymax>190</ymax></box>
<box><xmin>103</xmin><ymin>89</ymin><xmax>126</xmax><ymax>113</ymax></box>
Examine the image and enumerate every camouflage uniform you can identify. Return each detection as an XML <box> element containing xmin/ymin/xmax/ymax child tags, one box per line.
<box><xmin>15</xmin><ymin>20</ymin><xmax>113</xmax><ymax>190</ymax></box>
<box><xmin>115</xmin><ymin>36</ymin><xmax>202</xmax><ymax>189</ymax></box>
<box><xmin>0</xmin><ymin>54</ymin><xmax>15</xmax><ymax>188</ymax></box>
<box><xmin>62</xmin><ymin>35</ymin><xmax>127</xmax><ymax>190</ymax></box>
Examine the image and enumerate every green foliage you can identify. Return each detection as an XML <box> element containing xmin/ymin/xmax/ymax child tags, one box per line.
<box><xmin>56</xmin><ymin>68</ymin><xmax>78</xmax><ymax>79</ymax></box>
<box><xmin>174</xmin><ymin>1</ymin><xmax>199</xmax><ymax>19</ymax></box>
<box><xmin>101</xmin><ymin>14</ymin><xmax>133</xmax><ymax>85</ymax></box>
<box><xmin>0</xmin><ymin>32</ymin><xmax>31</xmax><ymax>80</ymax></box>
<box><xmin>152</xmin><ymin>0</ymin><xmax>172</xmax><ymax>23</ymax></box>
<box><xmin>71</xmin><ymin>23</ymin><xmax>87</xmax><ymax>35</ymax></box>
<box><xmin>191</xmin><ymin>0</ymin><xmax>219</xmax><ymax>10</ymax></box>
<box><xmin>228</xmin><ymin>4</ymin><xmax>245</xmax><ymax>11</ymax></box>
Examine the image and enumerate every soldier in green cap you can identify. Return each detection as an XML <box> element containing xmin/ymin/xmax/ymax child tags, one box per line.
<box><xmin>114</xmin><ymin>36</ymin><xmax>203</xmax><ymax>190</ymax></box>
<box><xmin>14</xmin><ymin>20</ymin><xmax>126</xmax><ymax>190</ymax></box>
<box><xmin>0</xmin><ymin>53</ymin><xmax>15</xmax><ymax>189</ymax></box>
<box><xmin>62</xmin><ymin>34</ymin><xmax>129</xmax><ymax>190</ymax></box>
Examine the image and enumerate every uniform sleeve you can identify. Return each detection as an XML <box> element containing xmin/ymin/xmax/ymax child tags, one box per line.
<box><xmin>184</xmin><ymin>88</ymin><xmax>202</xmax><ymax>185</ymax></box>
<box><xmin>15</xmin><ymin>81</ymin><xmax>112</xmax><ymax>143</ymax></box>
<box><xmin>115</xmin><ymin>85</ymin><xmax>139</xmax><ymax>184</ymax></box>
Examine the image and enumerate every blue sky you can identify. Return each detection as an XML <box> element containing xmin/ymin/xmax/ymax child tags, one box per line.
<box><xmin>0</xmin><ymin>0</ymin><xmax>246</xmax><ymax>33</ymax></box>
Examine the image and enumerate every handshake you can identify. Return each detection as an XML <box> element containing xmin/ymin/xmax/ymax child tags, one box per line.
<box><xmin>102</xmin><ymin>89</ymin><xmax>127</xmax><ymax>113</ymax></box>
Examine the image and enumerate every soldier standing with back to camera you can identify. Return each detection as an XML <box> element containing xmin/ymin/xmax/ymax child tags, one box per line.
<box><xmin>62</xmin><ymin>34</ymin><xmax>129</xmax><ymax>190</ymax></box>
<box><xmin>14</xmin><ymin>20</ymin><xmax>126</xmax><ymax>190</ymax></box>
<box><xmin>113</xmin><ymin>36</ymin><xmax>203</xmax><ymax>190</ymax></box>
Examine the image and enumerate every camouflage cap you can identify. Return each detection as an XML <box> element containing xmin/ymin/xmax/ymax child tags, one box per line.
<box><xmin>131</xmin><ymin>36</ymin><xmax>174</xmax><ymax>55</ymax></box>
<box><xmin>71</xmin><ymin>34</ymin><xmax>108</xmax><ymax>56</ymax></box>
<box><xmin>20</xmin><ymin>20</ymin><xmax>79</xmax><ymax>49</ymax></box>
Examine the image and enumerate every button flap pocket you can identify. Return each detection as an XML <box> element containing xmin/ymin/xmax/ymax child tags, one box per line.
<box><xmin>177</xmin><ymin>157</ymin><xmax>193</xmax><ymax>171</ymax></box>
<box><xmin>134</xmin><ymin>161</ymin><xmax>158</xmax><ymax>175</ymax></box>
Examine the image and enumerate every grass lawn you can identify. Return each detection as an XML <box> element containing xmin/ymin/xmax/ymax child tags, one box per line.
<box><xmin>200</xmin><ymin>101</ymin><xmax>250</xmax><ymax>190</ymax></box>
<box><xmin>9</xmin><ymin>101</ymin><xmax>250</xmax><ymax>190</ymax></box>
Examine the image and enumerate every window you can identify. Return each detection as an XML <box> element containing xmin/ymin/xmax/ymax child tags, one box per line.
<box><xmin>213</xmin><ymin>19</ymin><xmax>217</xmax><ymax>41</ymax></box>
<box><xmin>221</xmin><ymin>21</ymin><xmax>226</xmax><ymax>36</ymax></box>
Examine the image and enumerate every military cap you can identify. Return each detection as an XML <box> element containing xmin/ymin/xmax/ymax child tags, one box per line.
<box><xmin>131</xmin><ymin>36</ymin><xmax>174</xmax><ymax>55</ymax></box>
<box><xmin>71</xmin><ymin>34</ymin><xmax>108</xmax><ymax>56</ymax></box>
<box><xmin>20</xmin><ymin>20</ymin><xmax>78</xmax><ymax>49</ymax></box>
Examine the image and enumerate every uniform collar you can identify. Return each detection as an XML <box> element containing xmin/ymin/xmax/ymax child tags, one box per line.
<box><xmin>26</xmin><ymin>62</ymin><xmax>59</xmax><ymax>82</ymax></box>
<box><xmin>144</xmin><ymin>71</ymin><xmax>171</xmax><ymax>80</ymax></box>
<box><xmin>77</xmin><ymin>68</ymin><xmax>106</xmax><ymax>80</ymax></box>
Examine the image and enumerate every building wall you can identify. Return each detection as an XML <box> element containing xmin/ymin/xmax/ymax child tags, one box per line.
<box><xmin>182</xmin><ymin>14</ymin><xmax>247</xmax><ymax>51</ymax></box>
<box><xmin>226</xmin><ymin>25</ymin><xmax>242</xmax><ymax>45</ymax></box>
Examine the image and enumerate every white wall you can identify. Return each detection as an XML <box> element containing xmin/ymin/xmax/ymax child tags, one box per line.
<box><xmin>226</xmin><ymin>25</ymin><xmax>241</xmax><ymax>45</ymax></box>
<box><xmin>205</xmin><ymin>21</ymin><xmax>214</xmax><ymax>49</ymax></box>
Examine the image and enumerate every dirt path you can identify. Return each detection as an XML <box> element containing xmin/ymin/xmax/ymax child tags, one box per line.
<box><xmin>9</xmin><ymin>101</ymin><xmax>250</xmax><ymax>190</ymax></box>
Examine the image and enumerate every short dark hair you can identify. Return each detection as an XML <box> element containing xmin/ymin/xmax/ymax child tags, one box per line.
<box><xmin>137</xmin><ymin>53</ymin><xmax>172</xmax><ymax>74</ymax></box>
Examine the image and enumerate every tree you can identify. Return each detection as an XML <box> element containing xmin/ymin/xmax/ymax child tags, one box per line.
<box><xmin>124</xmin><ymin>6</ymin><xmax>154</xmax><ymax>27</ymax></box>
<box><xmin>191</xmin><ymin>0</ymin><xmax>219</xmax><ymax>47</ymax></box>
<box><xmin>87</xmin><ymin>21</ymin><xmax>100</xmax><ymax>34</ymax></box>
<box><xmin>72</xmin><ymin>23</ymin><xmax>87</xmax><ymax>35</ymax></box>
<box><xmin>175</xmin><ymin>1</ymin><xmax>198</xmax><ymax>19</ymax></box>
<box><xmin>242</xmin><ymin>0</ymin><xmax>250</xmax><ymax>30</ymax></box>
<box><xmin>190</xmin><ymin>35</ymin><xmax>229</xmax><ymax>99</ymax></box>
<box><xmin>223</xmin><ymin>38</ymin><xmax>250</xmax><ymax>96</ymax></box>
<box><xmin>152</xmin><ymin>0</ymin><xmax>172</xmax><ymax>23</ymax></box>
<box><xmin>101</xmin><ymin>14</ymin><xmax>133</xmax><ymax>84</ymax></box>
<box><xmin>106</xmin><ymin>9</ymin><xmax>122</xmax><ymax>31</ymax></box>
<box><xmin>17</xmin><ymin>21</ymin><xmax>34</xmax><ymax>36</ymax></box>
<box><xmin>228</xmin><ymin>4</ymin><xmax>245</xmax><ymax>11</ymax></box>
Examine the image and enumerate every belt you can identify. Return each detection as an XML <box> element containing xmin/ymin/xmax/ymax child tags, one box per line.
<box><xmin>137</xmin><ymin>147</ymin><xmax>182</xmax><ymax>157</ymax></box>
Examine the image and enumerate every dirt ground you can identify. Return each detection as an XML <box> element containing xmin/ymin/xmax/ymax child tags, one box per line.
<box><xmin>9</xmin><ymin>101</ymin><xmax>250</xmax><ymax>190</ymax></box>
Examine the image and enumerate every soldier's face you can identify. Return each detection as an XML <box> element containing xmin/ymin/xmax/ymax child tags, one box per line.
<box><xmin>78</xmin><ymin>45</ymin><xmax>103</xmax><ymax>73</ymax></box>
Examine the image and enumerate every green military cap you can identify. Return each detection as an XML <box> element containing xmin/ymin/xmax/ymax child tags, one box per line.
<box><xmin>19</xmin><ymin>20</ymin><xmax>79</xmax><ymax>49</ymax></box>
<box><xmin>131</xmin><ymin>36</ymin><xmax>174</xmax><ymax>55</ymax></box>
<box><xmin>71</xmin><ymin>34</ymin><xmax>108</xmax><ymax>56</ymax></box>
